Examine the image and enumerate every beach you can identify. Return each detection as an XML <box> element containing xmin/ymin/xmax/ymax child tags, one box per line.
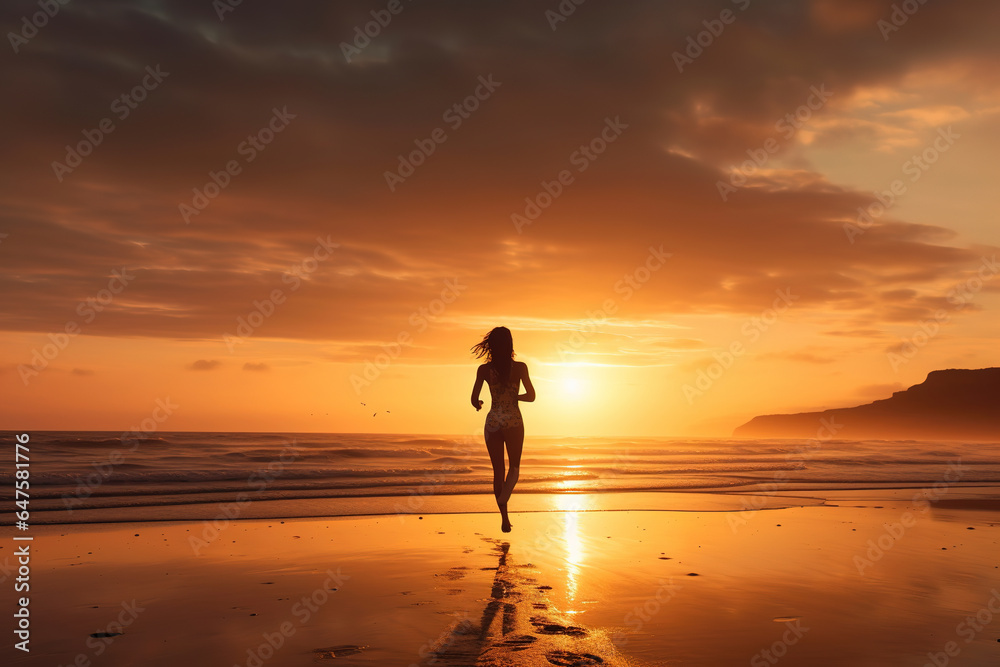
<box><xmin>7</xmin><ymin>1</ymin><xmax>1000</xmax><ymax>663</ymax></box>
<box><xmin>6</xmin><ymin>488</ymin><xmax>1000</xmax><ymax>667</ymax></box>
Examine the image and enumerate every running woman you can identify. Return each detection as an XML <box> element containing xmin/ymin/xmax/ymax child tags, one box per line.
<box><xmin>470</xmin><ymin>326</ymin><xmax>535</xmax><ymax>533</ymax></box>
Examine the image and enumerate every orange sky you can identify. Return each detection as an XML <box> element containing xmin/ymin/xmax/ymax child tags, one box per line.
<box><xmin>2</xmin><ymin>0</ymin><xmax>998</xmax><ymax>436</ymax></box>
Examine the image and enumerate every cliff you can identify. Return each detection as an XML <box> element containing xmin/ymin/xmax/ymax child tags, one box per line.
<box><xmin>733</xmin><ymin>368</ymin><xmax>1000</xmax><ymax>440</ymax></box>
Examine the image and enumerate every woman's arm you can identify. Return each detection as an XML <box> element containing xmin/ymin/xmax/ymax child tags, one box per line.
<box><xmin>517</xmin><ymin>362</ymin><xmax>535</xmax><ymax>402</ymax></box>
<box><xmin>471</xmin><ymin>364</ymin><xmax>485</xmax><ymax>410</ymax></box>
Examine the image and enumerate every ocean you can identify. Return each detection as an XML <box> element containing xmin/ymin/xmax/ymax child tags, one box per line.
<box><xmin>5</xmin><ymin>431</ymin><xmax>1000</xmax><ymax>525</ymax></box>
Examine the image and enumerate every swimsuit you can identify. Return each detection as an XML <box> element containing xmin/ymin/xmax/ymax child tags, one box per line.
<box><xmin>484</xmin><ymin>364</ymin><xmax>523</xmax><ymax>432</ymax></box>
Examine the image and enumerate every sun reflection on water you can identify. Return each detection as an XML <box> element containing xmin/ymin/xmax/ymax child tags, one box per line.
<box><xmin>554</xmin><ymin>466</ymin><xmax>590</xmax><ymax>492</ymax></box>
<box><xmin>552</xmin><ymin>495</ymin><xmax>589</xmax><ymax>607</ymax></box>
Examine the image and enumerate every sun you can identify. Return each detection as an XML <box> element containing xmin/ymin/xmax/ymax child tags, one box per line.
<box><xmin>561</xmin><ymin>377</ymin><xmax>585</xmax><ymax>397</ymax></box>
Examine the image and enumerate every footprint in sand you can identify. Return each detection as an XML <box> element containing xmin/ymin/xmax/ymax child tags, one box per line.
<box><xmin>425</xmin><ymin>542</ymin><xmax>624</xmax><ymax>666</ymax></box>
<box><xmin>437</xmin><ymin>567</ymin><xmax>469</xmax><ymax>581</ymax></box>
<box><xmin>530</xmin><ymin>617</ymin><xmax>588</xmax><ymax>637</ymax></box>
<box><xmin>312</xmin><ymin>645</ymin><xmax>366</xmax><ymax>659</ymax></box>
<box><xmin>546</xmin><ymin>650</ymin><xmax>605</xmax><ymax>666</ymax></box>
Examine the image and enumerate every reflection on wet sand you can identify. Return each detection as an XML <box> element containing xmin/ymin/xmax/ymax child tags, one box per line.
<box><xmin>425</xmin><ymin>538</ymin><xmax>625</xmax><ymax>666</ymax></box>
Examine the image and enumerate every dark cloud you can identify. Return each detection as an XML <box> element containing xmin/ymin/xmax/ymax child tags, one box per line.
<box><xmin>1</xmin><ymin>0</ymin><xmax>998</xmax><ymax>353</ymax></box>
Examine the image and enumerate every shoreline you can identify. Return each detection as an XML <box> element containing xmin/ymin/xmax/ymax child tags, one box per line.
<box><xmin>6</xmin><ymin>496</ymin><xmax>1000</xmax><ymax>666</ymax></box>
<box><xmin>14</xmin><ymin>485</ymin><xmax>1000</xmax><ymax>526</ymax></box>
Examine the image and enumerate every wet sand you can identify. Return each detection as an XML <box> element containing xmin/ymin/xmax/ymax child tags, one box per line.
<box><xmin>4</xmin><ymin>491</ymin><xmax>1000</xmax><ymax>666</ymax></box>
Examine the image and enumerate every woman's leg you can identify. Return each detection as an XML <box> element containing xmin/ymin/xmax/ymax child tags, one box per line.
<box><xmin>484</xmin><ymin>425</ymin><xmax>506</xmax><ymax>501</ymax></box>
<box><xmin>485</xmin><ymin>424</ymin><xmax>513</xmax><ymax>532</ymax></box>
<box><xmin>498</xmin><ymin>425</ymin><xmax>524</xmax><ymax>505</ymax></box>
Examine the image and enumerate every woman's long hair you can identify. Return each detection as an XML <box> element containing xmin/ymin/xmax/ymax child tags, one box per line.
<box><xmin>472</xmin><ymin>326</ymin><xmax>515</xmax><ymax>383</ymax></box>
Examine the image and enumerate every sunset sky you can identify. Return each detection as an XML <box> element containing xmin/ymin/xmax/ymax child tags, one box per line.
<box><xmin>2</xmin><ymin>0</ymin><xmax>998</xmax><ymax>436</ymax></box>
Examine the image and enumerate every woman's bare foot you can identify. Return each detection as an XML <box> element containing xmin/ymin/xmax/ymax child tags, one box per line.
<box><xmin>499</xmin><ymin>503</ymin><xmax>512</xmax><ymax>533</ymax></box>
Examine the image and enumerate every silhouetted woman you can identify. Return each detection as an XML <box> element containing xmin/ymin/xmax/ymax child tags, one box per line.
<box><xmin>470</xmin><ymin>326</ymin><xmax>535</xmax><ymax>533</ymax></box>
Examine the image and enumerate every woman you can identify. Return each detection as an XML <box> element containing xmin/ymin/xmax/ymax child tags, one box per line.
<box><xmin>470</xmin><ymin>326</ymin><xmax>535</xmax><ymax>533</ymax></box>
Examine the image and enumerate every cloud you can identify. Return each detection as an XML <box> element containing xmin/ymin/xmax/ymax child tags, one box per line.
<box><xmin>823</xmin><ymin>329</ymin><xmax>886</xmax><ymax>338</ymax></box>
<box><xmin>188</xmin><ymin>359</ymin><xmax>222</xmax><ymax>371</ymax></box>
<box><xmin>1</xmin><ymin>0</ymin><xmax>998</xmax><ymax>365</ymax></box>
<box><xmin>756</xmin><ymin>350</ymin><xmax>837</xmax><ymax>365</ymax></box>
<box><xmin>242</xmin><ymin>362</ymin><xmax>270</xmax><ymax>372</ymax></box>
<box><xmin>810</xmin><ymin>0</ymin><xmax>884</xmax><ymax>33</ymax></box>
<box><xmin>654</xmin><ymin>338</ymin><xmax>706</xmax><ymax>350</ymax></box>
